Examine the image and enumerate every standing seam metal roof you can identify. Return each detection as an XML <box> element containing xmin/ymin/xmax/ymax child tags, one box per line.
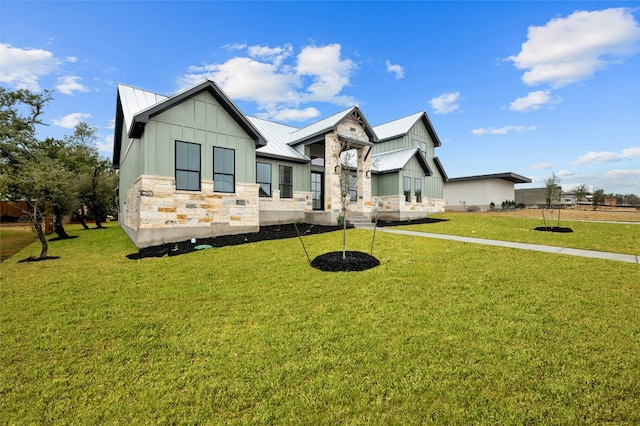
<box><xmin>248</xmin><ymin>116</ymin><xmax>309</xmax><ymax>162</ymax></box>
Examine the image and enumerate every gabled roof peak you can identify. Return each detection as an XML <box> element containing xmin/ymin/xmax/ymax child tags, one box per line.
<box><xmin>373</xmin><ymin>110</ymin><xmax>441</xmax><ymax>146</ymax></box>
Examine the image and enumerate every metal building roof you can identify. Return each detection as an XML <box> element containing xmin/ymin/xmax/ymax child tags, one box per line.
<box><xmin>117</xmin><ymin>83</ymin><xmax>168</xmax><ymax>136</ymax></box>
<box><xmin>373</xmin><ymin>111</ymin><xmax>424</xmax><ymax>141</ymax></box>
<box><xmin>446</xmin><ymin>172</ymin><xmax>531</xmax><ymax>184</ymax></box>
<box><xmin>248</xmin><ymin>116</ymin><xmax>309</xmax><ymax>162</ymax></box>
<box><xmin>371</xmin><ymin>147</ymin><xmax>431</xmax><ymax>175</ymax></box>
<box><xmin>287</xmin><ymin>107</ymin><xmax>357</xmax><ymax>145</ymax></box>
<box><xmin>373</xmin><ymin>111</ymin><xmax>442</xmax><ymax>146</ymax></box>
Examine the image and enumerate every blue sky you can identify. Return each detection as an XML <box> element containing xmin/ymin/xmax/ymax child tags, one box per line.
<box><xmin>1</xmin><ymin>1</ymin><xmax>639</xmax><ymax>194</ymax></box>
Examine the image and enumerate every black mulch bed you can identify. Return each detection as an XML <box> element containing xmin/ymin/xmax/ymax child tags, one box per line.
<box><xmin>311</xmin><ymin>251</ymin><xmax>380</xmax><ymax>272</ymax></box>
<box><xmin>126</xmin><ymin>223</ymin><xmax>346</xmax><ymax>260</ymax></box>
<box><xmin>534</xmin><ymin>226</ymin><xmax>574</xmax><ymax>233</ymax></box>
<box><xmin>126</xmin><ymin>217</ymin><xmax>448</xmax><ymax>261</ymax></box>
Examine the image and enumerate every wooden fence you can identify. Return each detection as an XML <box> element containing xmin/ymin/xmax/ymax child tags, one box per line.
<box><xmin>1</xmin><ymin>201</ymin><xmax>52</xmax><ymax>234</ymax></box>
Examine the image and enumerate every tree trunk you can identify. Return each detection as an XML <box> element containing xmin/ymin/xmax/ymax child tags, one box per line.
<box><xmin>77</xmin><ymin>205</ymin><xmax>89</xmax><ymax>229</ymax></box>
<box><xmin>94</xmin><ymin>215</ymin><xmax>104</xmax><ymax>229</ymax></box>
<box><xmin>52</xmin><ymin>204</ymin><xmax>70</xmax><ymax>239</ymax></box>
<box><xmin>34</xmin><ymin>221</ymin><xmax>48</xmax><ymax>259</ymax></box>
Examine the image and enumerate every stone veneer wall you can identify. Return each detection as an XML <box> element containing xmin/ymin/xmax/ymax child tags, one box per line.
<box><xmin>122</xmin><ymin>175</ymin><xmax>259</xmax><ymax>248</ymax></box>
<box><xmin>324</xmin><ymin>132</ymin><xmax>373</xmax><ymax>221</ymax></box>
<box><xmin>258</xmin><ymin>190</ymin><xmax>312</xmax><ymax>225</ymax></box>
<box><xmin>373</xmin><ymin>195</ymin><xmax>445</xmax><ymax>221</ymax></box>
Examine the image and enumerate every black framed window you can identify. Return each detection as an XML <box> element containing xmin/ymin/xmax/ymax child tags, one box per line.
<box><xmin>256</xmin><ymin>162</ymin><xmax>272</xmax><ymax>197</ymax></box>
<box><xmin>404</xmin><ymin>176</ymin><xmax>411</xmax><ymax>202</ymax></box>
<box><xmin>415</xmin><ymin>178</ymin><xmax>422</xmax><ymax>203</ymax></box>
<box><xmin>213</xmin><ymin>147</ymin><xmax>235</xmax><ymax>193</ymax></box>
<box><xmin>279</xmin><ymin>165</ymin><xmax>293</xmax><ymax>198</ymax></box>
<box><xmin>175</xmin><ymin>141</ymin><xmax>200</xmax><ymax>191</ymax></box>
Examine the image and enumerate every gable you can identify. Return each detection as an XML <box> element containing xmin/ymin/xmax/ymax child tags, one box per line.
<box><xmin>373</xmin><ymin>111</ymin><xmax>441</xmax><ymax>147</ymax></box>
<box><xmin>113</xmin><ymin>80</ymin><xmax>265</xmax><ymax>169</ymax></box>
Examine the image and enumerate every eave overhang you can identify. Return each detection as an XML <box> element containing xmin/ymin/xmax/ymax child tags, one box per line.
<box><xmin>446</xmin><ymin>172</ymin><xmax>531</xmax><ymax>184</ymax></box>
<box><xmin>255</xmin><ymin>151</ymin><xmax>310</xmax><ymax>164</ymax></box>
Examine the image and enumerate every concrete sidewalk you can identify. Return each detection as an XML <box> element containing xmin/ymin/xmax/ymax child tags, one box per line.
<box><xmin>377</xmin><ymin>228</ymin><xmax>639</xmax><ymax>264</ymax></box>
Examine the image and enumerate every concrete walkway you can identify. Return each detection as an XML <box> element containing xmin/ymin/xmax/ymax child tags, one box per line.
<box><xmin>377</xmin><ymin>228</ymin><xmax>639</xmax><ymax>264</ymax></box>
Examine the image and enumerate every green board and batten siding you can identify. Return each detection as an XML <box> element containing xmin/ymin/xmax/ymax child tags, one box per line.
<box><xmin>372</xmin><ymin>120</ymin><xmax>444</xmax><ymax>199</ymax></box>
<box><xmin>140</xmin><ymin>91</ymin><xmax>257</xmax><ymax>183</ymax></box>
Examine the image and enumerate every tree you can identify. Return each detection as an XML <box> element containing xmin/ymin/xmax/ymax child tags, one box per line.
<box><xmin>0</xmin><ymin>88</ymin><xmax>66</xmax><ymax>259</ymax></box>
<box><xmin>592</xmin><ymin>189</ymin><xmax>605</xmax><ymax>210</ymax></box>
<box><xmin>544</xmin><ymin>172</ymin><xmax>561</xmax><ymax>208</ymax></box>
<box><xmin>65</xmin><ymin>122</ymin><xmax>117</xmax><ymax>228</ymax></box>
<box><xmin>572</xmin><ymin>183</ymin><xmax>590</xmax><ymax>202</ymax></box>
<box><xmin>11</xmin><ymin>153</ymin><xmax>73</xmax><ymax>258</ymax></box>
<box><xmin>542</xmin><ymin>172</ymin><xmax>562</xmax><ymax>229</ymax></box>
<box><xmin>337</xmin><ymin>147</ymin><xmax>356</xmax><ymax>260</ymax></box>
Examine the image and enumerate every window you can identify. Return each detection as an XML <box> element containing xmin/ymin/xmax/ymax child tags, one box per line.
<box><xmin>279</xmin><ymin>165</ymin><xmax>293</xmax><ymax>198</ymax></box>
<box><xmin>414</xmin><ymin>140</ymin><xmax>427</xmax><ymax>158</ymax></box>
<box><xmin>213</xmin><ymin>147</ymin><xmax>235</xmax><ymax>193</ymax></box>
<box><xmin>175</xmin><ymin>141</ymin><xmax>201</xmax><ymax>191</ymax></box>
<box><xmin>404</xmin><ymin>176</ymin><xmax>411</xmax><ymax>202</ymax></box>
<box><xmin>256</xmin><ymin>162</ymin><xmax>271</xmax><ymax>197</ymax></box>
<box><xmin>415</xmin><ymin>178</ymin><xmax>422</xmax><ymax>203</ymax></box>
<box><xmin>349</xmin><ymin>175</ymin><xmax>357</xmax><ymax>202</ymax></box>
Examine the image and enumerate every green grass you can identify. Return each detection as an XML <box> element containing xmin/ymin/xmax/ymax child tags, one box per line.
<box><xmin>398</xmin><ymin>212</ymin><xmax>640</xmax><ymax>255</ymax></box>
<box><xmin>1</xmin><ymin>224</ymin><xmax>639</xmax><ymax>424</ymax></box>
<box><xmin>0</xmin><ymin>225</ymin><xmax>37</xmax><ymax>262</ymax></box>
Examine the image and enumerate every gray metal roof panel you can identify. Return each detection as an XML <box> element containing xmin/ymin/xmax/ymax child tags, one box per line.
<box><xmin>373</xmin><ymin>111</ymin><xmax>424</xmax><ymax>141</ymax></box>
<box><xmin>248</xmin><ymin>116</ymin><xmax>309</xmax><ymax>162</ymax></box>
<box><xmin>373</xmin><ymin>111</ymin><xmax>442</xmax><ymax>147</ymax></box>
<box><xmin>287</xmin><ymin>107</ymin><xmax>356</xmax><ymax>145</ymax></box>
<box><xmin>117</xmin><ymin>83</ymin><xmax>167</xmax><ymax>135</ymax></box>
<box><xmin>371</xmin><ymin>147</ymin><xmax>419</xmax><ymax>173</ymax></box>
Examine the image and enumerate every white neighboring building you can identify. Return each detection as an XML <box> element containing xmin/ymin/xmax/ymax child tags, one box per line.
<box><xmin>444</xmin><ymin>172</ymin><xmax>531</xmax><ymax>211</ymax></box>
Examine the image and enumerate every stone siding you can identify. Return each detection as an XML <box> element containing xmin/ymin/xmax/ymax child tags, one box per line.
<box><xmin>373</xmin><ymin>195</ymin><xmax>445</xmax><ymax>220</ymax></box>
<box><xmin>123</xmin><ymin>175</ymin><xmax>259</xmax><ymax>247</ymax></box>
<box><xmin>258</xmin><ymin>190</ymin><xmax>312</xmax><ymax>225</ymax></box>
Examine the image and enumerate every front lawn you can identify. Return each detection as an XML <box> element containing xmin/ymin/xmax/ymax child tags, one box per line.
<box><xmin>397</xmin><ymin>212</ymin><xmax>640</xmax><ymax>255</ymax></box>
<box><xmin>1</xmin><ymin>224</ymin><xmax>639</xmax><ymax>424</ymax></box>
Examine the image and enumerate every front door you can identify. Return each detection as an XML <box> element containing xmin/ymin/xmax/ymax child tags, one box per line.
<box><xmin>311</xmin><ymin>172</ymin><xmax>324</xmax><ymax>210</ymax></box>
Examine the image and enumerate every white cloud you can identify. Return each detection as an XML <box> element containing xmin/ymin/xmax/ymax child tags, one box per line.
<box><xmin>508</xmin><ymin>8</ymin><xmax>640</xmax><ymax>88</ymax></box>
<box><xmin>297</xmin><ymin>44</ymin><xmax>356</xmax><ymax>104</ymax></box>
<box><xmin>96</xmin><ymin>134</ymin><xmax>113</xmax><ymax>156</ymax></box>
<box><xmin>385</xmin><ymin>60</ymin><xmax>405</xmax><ymax>79</ymax></box>
<box><xmin>601</xmin><ymin>169</ymin><xmax>640</xmax><ymax>193</ymax></box>
<box><xmin>247</xmin><ymin>44</ymin><xmax>293</xmax><ymax>67</ymax></box>
<box><xmin>571</xmin><ymin>146</ymin><xmax>640</xmax><ymax>165</ymax></box>
<box><xmin>471</xmin><ymin>125</ymin><xmax>538</xmax><ymax>135</ymax></box>
<box><xmin>259</xmin><ymin>107</ymin><xmax>320</xmax><ymax>122</ymax></box>
<box><xmin>56</xmin><ymin>75</ymin><xmax>90</xmax><ymax>95</ymax></box>
<box><xmin>530</xmin><ymin>162</ymin><xmax>553</xmax><ymax>170</ymax></box>
<box><xmin>179</xmin><ymin>43</ymin><xmax>357</xmax><ymax>121</ymax></box>
<box><xmin>509</xmin><ymin>90</ymin><xmax>558</xmax><ymax>111</ymax></box>
<box><xmin>603</xmin><ymin>169</ymin><xmax>640</xmax><ymax>180</ymax></box>
<box><xmin>430</xmin><ymin>92</ymin><xmax>460</xmax><ymax>114</ymax></box>
<box><xmin>0</xmin><ymin>43</ymin><xmax>60</xmax><ymax>90</ymax></box>
<box><xmin>222</xmin><ymin>42</ymin><xmax>247</xmax><ymax>51</ymax></box>
<box><xmin>51</xmin><ymin>112</ymin><xmax>91</xmax><ymax>128</ymax></box>
<box><xmin>556</xmin><ymin>169</ymin><xmax>575</xmax><ymax>178</ymax></box>
<box><xmin>181</xmin><ymin>57</ymin><xmax>299</xmax><ymax>105</ymax></box>
<box><xmin>66</xmin><ymin>56</ymin><xmax>78</xmax><ymax>63</ymax></box>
